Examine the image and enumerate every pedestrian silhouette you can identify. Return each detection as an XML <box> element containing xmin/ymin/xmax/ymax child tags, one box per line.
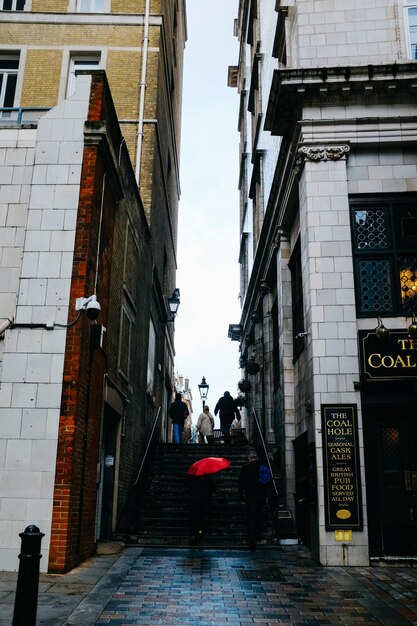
<box><xmin>188</xmin><ymin>474</ymin><xmax>214</xmax><ymax>543</ymax></box>
<box><xmin>196</xmin><ymin>405</ymin><xmax>215</xmax><ymax>443</ymax></box>
<box><xmin>238</xmin><ymin>451</ymin><xmax>271</xmax><ymax>550</ymax></box>
<box><xmin>214</xmin><ymin>391</ymin><xmax>241</xmax><ymax>444</ymax></box>
<box><xmin>168</xmin><ymin>392</ymin><xmax>189</xmax><ymax>444</ymax></box>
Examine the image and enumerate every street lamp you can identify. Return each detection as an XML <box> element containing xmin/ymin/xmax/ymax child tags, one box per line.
<box><xmin>167</xmin><ymin>288</ymin><xmax>180</xmax><ymax>321</ymax></box>
<box><xmin>198</xmin><ymin>376</ymin><xmax>209</xmax><ymax>407</ymax></box>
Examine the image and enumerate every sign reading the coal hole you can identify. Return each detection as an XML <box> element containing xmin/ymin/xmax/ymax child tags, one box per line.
<box><xmin>321</xmin><ymin>405</ymin><xmax>363</xmax><ymax>530</ymax></box>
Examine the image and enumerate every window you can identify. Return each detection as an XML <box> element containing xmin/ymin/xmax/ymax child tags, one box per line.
<box><xmin>0</xmin><ymin>56</ymin><xmax>19</xmax><ymax>108</ymax></box>
<box><xmin>67</xmin><ymin>54</ymin><xmax>100</xmax><ymax>97</ymax></box>
<box><xmin>146</xmin><ymin>319</ymin><xmax>156</xmax><ymax>394</ymax></box>
<box><xmin>351</xmin><ymin>196</ymin><xmax>417</xmax><ymax>317</ymax></box>
<box><xmin>289</xmin><ymin>238</ymin><xmax>305</xmax><ymax>360</ymax></box>
<box><xmin>405</xmin><ymin>2</ymin><xmax>417</xmax><ymax>59</ymax></box>
<box><xmin>118</xmin><ymin>303</ymin><xmax>134</xmax><ymax>381</ymax></box>
<box><xmin>76</xmin><ymin>0</ymin><xmax>106</xmax><ymax>11</ymax></box>
<box><xmin>123</xmin><ymin>223</ymin><xmax>139</xmax><ymax>307</ymax></box>
<box><xmin>1</xmin><ymin>0</ymin><xmax>25</xmax><ymax>9</ymax></box>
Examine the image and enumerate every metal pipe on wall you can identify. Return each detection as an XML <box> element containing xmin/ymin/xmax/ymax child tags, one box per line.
<box><xmin>135</xmin><ymin>0</ymin><xmax>150</xmax><ymax>186</ymax></box>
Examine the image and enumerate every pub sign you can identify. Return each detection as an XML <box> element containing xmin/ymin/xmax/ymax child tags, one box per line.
<box><xmin>321</xmin><ymin>404</ymin><xmax>363</xmax><ymax>530</ymax></box>
<box><xmin>359</xmin><ymin>330</ymin><xmax>417</xmax><ymax>381</ymax></box>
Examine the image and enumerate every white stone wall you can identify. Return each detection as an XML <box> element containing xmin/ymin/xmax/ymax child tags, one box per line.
<box><xmin>292</xmin><ymin>0</ymin><xmax>402</xmax><ymax>67</ymax></box>
<box><xmin>298</xmin><ymin>155</ymin><xmax>368</xmax><ymax>566</ymax></box>
<box><xmin>0</xmin><ymin>75</ymin><xmax>91</xmax><ymax>572</ymax></box>
<box><xmin>0</xmin><ymin>128</ymin><xmax>36</xmax><ymax>356</ymax></box>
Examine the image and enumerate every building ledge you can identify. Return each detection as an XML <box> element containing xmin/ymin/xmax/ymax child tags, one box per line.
<box><xmin>265</xmin><ymin>62</ymin><xmax>417</xmax><ymax>137</ymax></box>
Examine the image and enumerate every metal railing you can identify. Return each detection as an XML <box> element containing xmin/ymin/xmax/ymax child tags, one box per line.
<box><xmin>134</xmin><ymin>406</ymin><xmax>161</xmax><ymax>486</ymax></box>
<box><xmin>0</xmin><ymin>107</ymin><xmax>50</xmax><ymax>127</ymax></box>
<box><xmin>212</xmin><ymin>427</ymin><xmax>247</xmax><ymax>441</ymax></box>
<box><xmin>252</xmin><ymin>408</ymin><xmax>279</xmax><ymax>498</ymax></box>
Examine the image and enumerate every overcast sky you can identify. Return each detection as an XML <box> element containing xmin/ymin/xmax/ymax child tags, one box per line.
<box><xmin>175</xmin><ymin>0</ymin><xmax>241</xmax><ymax>422</ymax></box>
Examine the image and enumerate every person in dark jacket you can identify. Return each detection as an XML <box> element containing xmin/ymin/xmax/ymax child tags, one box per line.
<box><xmin>188</xmin><ymin>474</ymin><xmax>215</xmax><ymax>542</ymax></box>
<box><xmin>168</xmin><ymin>392</ymin><xmax>189</xmax><ymax>443</ymax></box>
<box><xmin>214</xmin><ymin>391</ymin><xmax>241</xmax><ymax>443</ymax></box>
<box><xmin>238</xmin><ymin>451</ymin><xmax>269</xmax><ymax>550</ymax></box>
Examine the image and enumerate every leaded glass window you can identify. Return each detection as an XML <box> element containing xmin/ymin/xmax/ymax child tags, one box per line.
<box><xmin>351</xmin><ymin>196</ymin><xmax>417</xmax><ymax>316</ymax></box>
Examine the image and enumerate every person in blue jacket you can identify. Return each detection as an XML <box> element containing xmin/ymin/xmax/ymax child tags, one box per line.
<box><xmin>168</xmin><ymin>392</ymin><xmax>189</xmax><ymax>443</ymax></box>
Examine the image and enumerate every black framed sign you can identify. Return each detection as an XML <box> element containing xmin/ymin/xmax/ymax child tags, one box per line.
<box><xmin>321</xmin><ymin>404</ymin><xmax>363</xmax><ymax>530</ymax></box>
<box><xmin>359</xmin><ymin>330</ymin><xmax>417</xmax><ymax>381</ymax></box>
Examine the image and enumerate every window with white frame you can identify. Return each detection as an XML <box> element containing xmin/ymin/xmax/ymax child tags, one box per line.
<box><xmin>405</xmin><ymin>1</ymin><xmax>417</xmax><ymax>59</ymax></box>
<box><xmin>146</xmin><ymin>319</ymin><xmax>156</xmax><ymax>394</ymax></box>
<box><xmin>76</xmin><ymin>0</ymin><xmax>106</xmax><ymax>12</ymax></box>
<box><xmin>67</xmin><ymin>54</ymin><xmax>100</xmax><ymax>97</ymax></box>
<box><xmin>0</xmin><ymin>55</ymin><xmax>19</xmax><ymax>108</ymax></box>
<box><xmin>1</xmin><ymin>0</ymin><xmax>25</xmax><ymax>9</ymax></box>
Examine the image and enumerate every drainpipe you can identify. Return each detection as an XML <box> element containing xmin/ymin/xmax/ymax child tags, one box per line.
<box><xmin>0</xmin><ymin>315</ymin><xmax>15</xmax><ymax>338</ymax></box>
<box><xmin>135</xmin><ymin>0</ymin><xmax>150</xmax><ymax>186</ymax></box>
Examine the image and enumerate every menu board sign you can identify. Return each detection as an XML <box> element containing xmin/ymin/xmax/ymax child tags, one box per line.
<box><xmin>321</xmin><ymin>405</ymin><xmax>363</xmax><ymax>530</ymax></box>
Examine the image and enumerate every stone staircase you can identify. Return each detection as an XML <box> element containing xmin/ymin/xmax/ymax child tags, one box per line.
<box><xmin>122</xmin><ymin>442</ymin><xmax>277</xmax><ymax>548</ymax></box>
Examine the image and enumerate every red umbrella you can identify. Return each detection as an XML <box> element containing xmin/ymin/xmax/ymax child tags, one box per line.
<box><xmin>187</xmin><ymin>456</ymin><xmax>231</xmax><ymax>476</ymax></box>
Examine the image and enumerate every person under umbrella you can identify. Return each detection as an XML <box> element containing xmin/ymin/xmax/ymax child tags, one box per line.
<box><xmin>186</xmin><ymin>457</ymin><xmax>231</xmax><ymax>543</ymax></box>
<box><xmin>188</xmin><ymin>474</ymin><xmax>215</xmax><ymax>543</ymax></box>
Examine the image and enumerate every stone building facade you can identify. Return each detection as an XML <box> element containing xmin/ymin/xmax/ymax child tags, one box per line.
<box><xmin>0</xmin><ymin>1</ymin><xmax>186</xmax><ymax>572</ymax></box>
<box><xmin>230</xmin><ymin>0</ymin><xmax>417</xmax><ymax>566</ymax></box>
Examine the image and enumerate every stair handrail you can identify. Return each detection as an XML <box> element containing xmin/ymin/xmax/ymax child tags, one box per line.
<box><xmin>134</xmin><ymin>406</ymin><xmax>161</xmax><ymax>486</ymax></box>
<box><xmin>252</xmin><ymin>407</ymin><xmax>279</xmax><ymax>498</ymax></box>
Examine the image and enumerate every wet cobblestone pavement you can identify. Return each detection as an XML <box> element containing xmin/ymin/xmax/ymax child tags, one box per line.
<box><xmin>94</xmin><ymin>547</ymin><xmax>417</xmax><ymax>626</ymax></box>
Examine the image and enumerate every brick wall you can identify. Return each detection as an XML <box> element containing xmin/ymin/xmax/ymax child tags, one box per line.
<box><xmin>21</xmin><ymin>50</ymin><xmax>63</xmax><ymax>108</ymax></box>
<box><xmin>32</xmin><ymin>0</ymin><xmax>68</xmax><ymax>10</ymax></box>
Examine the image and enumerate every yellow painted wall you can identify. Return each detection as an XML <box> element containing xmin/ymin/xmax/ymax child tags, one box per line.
<box><xmin>112</xmin><ymin>0</ymin><xmax>162</xmax><ymax>14</ymax></box>
<box><xmin>21</xmin><ymin>50</ymin><xmax>63</xmax><ymax>107</ymax></box>
<box><xmin>2</xmin><ymin>23</ymin><xmax>147</xmax><ymax>48</ymax></box>
<box><xmin>32</xmin><ymin>0</ymin><xmax>68</xmax><ymax>11</ymax></box>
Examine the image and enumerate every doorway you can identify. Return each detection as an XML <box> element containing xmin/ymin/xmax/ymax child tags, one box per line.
<box><xmin>98</xmin><ymin>406</ymin><xmax>120</xmax><ymax>540</ymax></box>
<box><xmin>364</xmin><ymin>410</ymin><xmax>417</xmax><ymax>557</ymax></box>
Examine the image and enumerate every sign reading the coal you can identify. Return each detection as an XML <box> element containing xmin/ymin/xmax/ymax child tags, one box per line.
<box><xmin>321</xmin><ymin>405</ymin><xmax>363</xmax><ymax>530</ymax></box>
<box><xmin>359</xmin><ymin>330</ymin><xmax>417</xmax><ymax>381</ymax></box>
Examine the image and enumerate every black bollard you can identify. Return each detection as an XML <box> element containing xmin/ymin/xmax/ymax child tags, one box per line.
<box><xmin>12</xmin><ymin>525</ymin><xmax>45</xmax><ymax>626</ymax></box>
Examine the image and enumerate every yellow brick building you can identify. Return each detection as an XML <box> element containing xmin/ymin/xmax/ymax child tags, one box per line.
<box><xmin>1</xmin><ymin>0</ymin><xmax>185</xmax><ymax>220</ymax></box>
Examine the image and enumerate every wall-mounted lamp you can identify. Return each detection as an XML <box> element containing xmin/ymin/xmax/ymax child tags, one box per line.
<box><xmin>375</xmin><ymin>316</ymin><xmax>390</xmax><ymax>340</ymax></box>
<box><xmin>167</xmin><ymin>288</ymin><xmax>180</xmax><ymax>322</ymax></box>
<box><xmin>198</xmin><ymin>376</ymin><xmax>209</xmax><ymax>407</ymax></box>
<box><xmin>75</xmin><ymin>294</ymin><xmax>101</xmax><ymax>320</ymax></box>
<box><xmin>408</xmin><ymin>311</ymin><xmax>417</xmax><ymax>339</ymax></box>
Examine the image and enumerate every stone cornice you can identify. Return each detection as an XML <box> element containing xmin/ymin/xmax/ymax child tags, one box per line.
<box><xmin>265</xmin><ymin>62</ymin><xmax>417</xmax><ymax>137</ymax></box>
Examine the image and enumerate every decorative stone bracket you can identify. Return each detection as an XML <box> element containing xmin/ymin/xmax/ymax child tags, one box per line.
<box><xmin>295</xmin><ymin>144</ymin><xmax>350</xmax><ymax>173</ymax></box>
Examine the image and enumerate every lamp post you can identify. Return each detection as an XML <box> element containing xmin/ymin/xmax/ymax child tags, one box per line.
<box><xmin>198</xmin><ymin>376</ymin><xmax>209</xmax><ymax>408</ymax></box>
<box><xmin>167</xmin><ymin>288</ymin><xmax>180</xmax><ymax>321</ymax></box>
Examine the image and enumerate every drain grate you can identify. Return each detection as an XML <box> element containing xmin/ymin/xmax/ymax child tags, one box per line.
<box><xmin>237</xmin><ymin>567</ymin><xmax>284</xmax><ymax>582</ymax></box>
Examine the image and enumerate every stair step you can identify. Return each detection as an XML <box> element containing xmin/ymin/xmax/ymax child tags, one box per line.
<box><xmin>117</xmin><ymin>442</ymin><xmax>276</xmax><ymax>548</ymax></box>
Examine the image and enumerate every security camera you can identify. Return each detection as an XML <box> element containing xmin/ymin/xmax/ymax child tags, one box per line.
<box><xmin>75</xmin><ymin>294</ymin><xmax>101</xmax><ymax>320</ymax></box>
<box><xmin>86</xmin><ymin>299</ymin><xmax>101</xmax><ymax>320</ymax></box>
